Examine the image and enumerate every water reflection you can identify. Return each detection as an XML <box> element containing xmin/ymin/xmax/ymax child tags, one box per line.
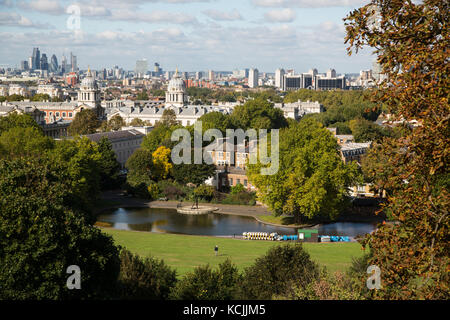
<box><xmin>98</xmin><ymin>207</ymin><xmax>377</xmax><ymax>237</ymax></box>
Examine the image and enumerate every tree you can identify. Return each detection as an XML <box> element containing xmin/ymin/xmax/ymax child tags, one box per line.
<box><xmin>193</xmin><ymin>184</ymin><xmax>215</xmax><ymax>201</ymax></box>
<box><xmin>344</xmin><ymin>0</ymin><xmax>449</xmax><ymax>299</ymax></box>
<box><xmin>0</xmin><ymin>113</ymin><xmax>42</xmax><ymax>135</ymax></box>
<box><xmin>247</xmin><ymin>119</ymin><xmax>360</xmax><ymax>224</ymax></box>
<box><xmin>160</xmin><ymin>109</ymin><xmax>179</xmax><ymax>127</ymax></box>
<box><xmin>197</xmin><ymin>111</ymin><xmax>233</xmax><ymax>134</ymax></box>
<box><xmin>125</xmin><ymin>148</ymin><xmax>153</xmax><ymax>190</ymax></box>
<box><xmin>68</xmin><ymin>109</ymin><xmax>100</xmax><ymax>136</ymax></box>
<box><xmin>108</xmin><ymin>114</ymin><xmax>125</xmax><ymax>131</ymax></box>
<box><xmin>0</xmin><ymin>157</ymin><xmax>120</xmax><ymax>299</ymax></box>
<box><xmin>237</xmin><ymin>244</ymin><xmax>319</xmax><ymax>300</ymax></box>
<box><xmin>96</xmin><ymin>137</ymin><xmax>121</xmax><ymax>190</ymax></box>
<box><xmin>31</xmin><ymin>93</ymin><xmax>51</xmax><ymax>102</ymax></box>
<box><xmin>170</xmin><ymin>260</ymin><xmax>241</xmax><ymax>300</ymax></box>
<box><xmin>141</xmin><ymin>123</ymin><xmax>183</xmax><ymax>154</ymax></box>
<box><xmin>231</xmin><ymin>98</ymin><xmax>288</xmax><ymax>130</ymax></box>
<box><xmin>136</xmin><ymin>90</ymin><xmax>149</xmax><ymax>100</ymax></box>
<box><xmin>172</xmin><ymin>162</ymin><xmax>216</xmax><ymax>186</ymax></box>
<box><xmin>0</xmin><ymin>127</ymin><xmax>54</xmax><ymax>159</ymax></box>
<box><xmin>151</xmin><ymin>146</ymin><xmax>173</xmax><ymax>181</ymax></box>
<box><xmin>48</xmin><ymin>137</ymin><xmax>103</xmax><ymax>220</ymax></box>
<box><xmin>117</xmin><ymin>249</ymin><xmax>177</xmax><ymax>300</ymax></box>
<box><xmin>349</xmin><ymin>117</ymin><xmax>385</xmax><ymax>142</ymax></box>
<box><xmin>129</xmin><ymin>118</ymin><xmax>146</xmax><ymax>127</ymax></box>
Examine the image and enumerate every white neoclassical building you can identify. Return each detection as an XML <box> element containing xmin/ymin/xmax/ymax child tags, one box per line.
<box><xmin>106</xmin><ymin>68</ymin><xmax>233</xmax><ymax>126</ymax></box>
<box><xmin>165</xmin><ymin>69</ymin><xmax>188</xmax><ymax>107</ymax></box>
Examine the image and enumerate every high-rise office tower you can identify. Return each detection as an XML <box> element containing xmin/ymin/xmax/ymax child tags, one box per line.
<box><xmin>154</xmin><ymin>62</ymin><xmax>162</xmax><ymax>76</ymax></box>
<box><xmin>70</xmin><ymin>52</ymin><xmax>77</xmax><ymax>72</ymax></box>
<box><xmin>195</xmin><ymin>71</ymin><xmax>203</xmax><ymax>80</ymax></box>
<box><xmin>275</xmin><ymin>68</ymin><xmax>285</xmax><ymax>89</ymax></box>
<box><xmin>248</xmin><ymin>68</ymin><xmax>259</xmax><ymax>88</ymax></box>
<box><xmin>20</xmin><ymin>61</ymin><xmax>29</xmax><ymax>71</ymax></box>
<box><xmin>32</xmin><ymin>47</ymin><xmax>40</xmax><ymax>70</ymax></box>
<box><xmin>50</xmin><ymin>54</ymin><xmax>58</xmax><ymax>73</ymax></box>
<box><xmin>208</xmin><ymin>70</ymin><xmax>214</xmax><ymax>81</ymax></box>
<box><xmin>135</xmin><ymin>59</ymin><xmax>148</xmax><ymax>77</ymax></box>
<box><xmin>40</xmin><ymin>54</ymin><xmax>49</xmax><ymax>71</ymax></box>
<box><xmin>326</xmin><ymin>68</ymin><xmax>337</xmax><ymax>78</ymax></box>
<box><xmin>61</xmin><ymin>55</ymin><xmax>67</xmax><ymax>73</ymax></box>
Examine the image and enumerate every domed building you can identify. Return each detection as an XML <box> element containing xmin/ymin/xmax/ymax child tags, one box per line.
<box><xmin>78</xmin><ymin>67</ymin><xmax>101</xmax><ymax>109</ymax></box>
<box><xmin>165</xmin><ymin>68</ymin><xmax>188</xmax><ymax>108</ymax></box>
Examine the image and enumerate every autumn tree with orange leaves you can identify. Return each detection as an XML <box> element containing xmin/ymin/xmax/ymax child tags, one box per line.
<box><xmin>344</xmin><ymin>0</ymin><xmax>449</xmax><ymax>299</ymax></box>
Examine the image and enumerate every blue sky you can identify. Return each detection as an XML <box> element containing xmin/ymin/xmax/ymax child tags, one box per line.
<box><xmin>0</xmin><ymin>0</ymin><xmax>375</xmax><ymax>73</ymax></box>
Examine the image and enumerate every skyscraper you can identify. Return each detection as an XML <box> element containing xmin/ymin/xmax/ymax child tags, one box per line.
<box><xmin>50</xmin><ymin>54</ymin><xmax>58</xmax><ymax>73</ymax></box>
<box><xmin>208</xmin><ymin>70</ymin><xmax>214</xmax><ymax>81</ymax></box>
<box><xmin>248</xmin><ymin>68</ymin><xmax>258</xmax><ymax>88</ymax></box>
<box><xmin>61</xmin><ymin>55</ymin><xmax>67</xmax><ymax>73</ymax></box>
<box><xmin>70</xmin><ymin>52</ymin><xmax>77</xmax><ymax>72</ymax></box>
<box><xmin>20</xmin><ymin>61</ymin><xmax>29</xmax><ymax>71</ymax></box>
<box><xmin>40</xmin><ymin>54</ymin><xmax>48</xmax><ymax>71</ymax></box>
<box><xmin>135</xmin><ymin>59</ymin><xmax>148</xmax><ymax>77</ymax></box>
<box><xmin>32</xmin><ymin>47</ymin><xmax>40</xmax><ymax>70</ymax></box>
<box><xmin>275</xmin><ymin>68</ymin><xmax>285</xmax><ymax>89</ymax></box>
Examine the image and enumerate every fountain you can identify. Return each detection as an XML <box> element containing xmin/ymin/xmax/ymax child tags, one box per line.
<box><xmin>176</xmin><ymin>196</ymin><xmax>217</xmax><ymax>215</ymax></box>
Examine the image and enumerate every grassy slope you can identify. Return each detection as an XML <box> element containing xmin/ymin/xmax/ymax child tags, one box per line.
<box><xmin>102</xmin><ymin>228</ymin><xmax>364</xmax><ymax>277</ymax></box>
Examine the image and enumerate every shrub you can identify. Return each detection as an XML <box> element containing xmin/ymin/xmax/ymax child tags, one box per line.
<box><xmin>117</xmin><ymin>249</ymin><xmax>177</xmax><ymax>300</ymax></box>
<box><xmin>170</xmin><ymin>259</ymin><xmax>242</xmax><ymax>300</ymax></box>
<box><xmin>230</xmin><ymin>183</ymin><xmax>245</xmax><ymax>195</ymax></box>
<box><xmin>147</xmin><ymin>183</ymin><xmax>160</xmax><ymax>200</ymax></box>
<box><xmin>237</xmin><ymin>244</ymin><xmax>319</xmax><ymax>300</ymax></box>
<box><xmin>193</xmin><ymin>184</ymin><xmax>215</xmax><ymax>201</ymax></box>
<box><xmin>222</xmin><ymin>191</ymin><xmax>256</xmax><ymax>205</ymax></box>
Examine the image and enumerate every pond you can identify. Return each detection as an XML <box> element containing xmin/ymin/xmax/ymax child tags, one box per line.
<box><xmin>97</xmin><ymin>207</ymin><xmax>378</xmax><ymax>237</ymax></box>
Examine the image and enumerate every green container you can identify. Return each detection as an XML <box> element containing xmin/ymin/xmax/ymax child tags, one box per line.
<box><xmin>297</xmin><ymin>229</ymin><xmax>319</xmax><ymax>242</ymax></box>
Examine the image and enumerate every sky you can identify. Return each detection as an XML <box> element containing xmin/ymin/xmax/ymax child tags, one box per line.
<box><xmin>0</xmin><ymin>0</ymin><xmax>376</xmax><ymax>73</ymax></box>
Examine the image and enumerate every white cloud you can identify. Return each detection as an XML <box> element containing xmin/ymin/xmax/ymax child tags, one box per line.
<box><xmin>264</xmin><ymin>8</ymin><xmax>296</xmax><ymax>22</ymax></box>
<box><xmin>17</xmin><ymin>0</ymin><xmax>65</xmax><ymax>15</ymax></box>
<box><xmin>202</xmin><ymin>9</ymin><xmax>242</xmax><ymax>21</ymax></box>
<box><xmin>0</xmin><ymin>12</ymin><xmax>52</xmax><ymax>28</ymax></box>
<box><xmin>252</xmin><ymin>0</ymin><xmax>366</xmax><ymax>8</ymax></box>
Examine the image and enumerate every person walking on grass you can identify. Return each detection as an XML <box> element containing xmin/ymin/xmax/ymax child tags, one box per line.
<box><xmin>214</xmin><ymin>245</ymin><xmax>218</xmax><ymax>256</ymax></box>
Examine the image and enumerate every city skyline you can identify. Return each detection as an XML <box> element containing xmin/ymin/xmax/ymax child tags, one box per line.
<box><xmin>0</xmin><ymin>0</ymin><xmax>374</xmax><ymax>72</ymax></box>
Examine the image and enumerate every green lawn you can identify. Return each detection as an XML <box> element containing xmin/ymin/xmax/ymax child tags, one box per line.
<box><xmin>102</xmin><ymin>228</ymin><xmax>364</xmax><ymax>277</ymax></box>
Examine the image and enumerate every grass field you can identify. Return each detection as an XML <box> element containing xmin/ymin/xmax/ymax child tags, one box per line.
<box><xmin>102</xmin><ymin>228</ymin><xmax>365</xmax><ymax>277</ymax></box>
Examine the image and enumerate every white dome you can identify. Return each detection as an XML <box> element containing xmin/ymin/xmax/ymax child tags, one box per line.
<box><xmin>167</xmin><ymin>72</ymin><xmax>185</xmax><ymax>93</ymax></box>
<box><xmin>81</xmin><ymin>69</ymin><xmax>97</xmax><ymax>89</ymax></box>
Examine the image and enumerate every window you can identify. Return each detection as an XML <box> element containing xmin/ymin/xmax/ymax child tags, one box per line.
<box><xmin>237</xmin><ymin>179</ymin><xmax>241</xmax><ymax>185</ymax></box>
<box><xmin>49</xmin><ymin>112</ymin><xmax>53</xmax><ymax>116</ymax></box>
<box><xmin>55</xmin><ymin>112</ymin><xmax>60</xmax><ymax>117</ymax></box>
<box><xmin>229</xmin><ymin>178</ymin><xmax>233</xmax><ymax>185</ymax></box>
<box><xmin>69</xmin><ymin>113</ymin><xmax>73</xmax><ymax>117</ymax></box>
<box><xmin>244</xmin><ymin>180</ymin><xmax>247</xmax><ymax>187</ymax></box>
<box><xmin>187</xmin><ymin>120</ymin><xmax>190</xmax><ymax>126</ymax></box>
<box><xmin>62</xmin><ymin>112</ymin><xmax>66</xmax><ymax>117</ymax></box>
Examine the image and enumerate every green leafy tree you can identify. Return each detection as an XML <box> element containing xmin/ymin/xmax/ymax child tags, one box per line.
<box><xmin>197</xmin><ymin>111</ymin><xmax>234</xmax><ymax>134</ymax></box>
<box><xmin>170</xmin><ymin>260</ymin><xmax>242</xmax><ymax>300</ymax></box>
<box><xmin>0</xmin><ymin>157</ymin><xmax>120</xmax><ymax>299</ymax></box>
<box><xmin>237</xmin><ymin>244</ymin><xmax>319</xmax><ymax>300</ymax></box>
<box><xmin>107</xmin><ymin>114</ymin><xmax>125</xmax><ymax>131</ymax></box>
<box><xmin>49</xmin><ymin>137</ymin><xmax>103</xmax><ymax>220</ymax></box>
<box><xmin>247</xmin><ymin>119</ymin><xmax>360</xmax><ymax>224</ymax></box>
<box><xmin>0</xmin><ymin>127</ymin><xmax>54</xmax><ymax>159</ymax></box>
<box><xmin>345</xmin><ymin>0</ymin><xmax>449</xmax><ymax>299</ymax></box>
<box><xmin>117</xmin><ymin>249</ymin><xmax>177</xmax><ymax>300</ymax></box>
<box><xmin>136</xmin><ymin>90</ymin><xmax>149</xmax><ymax>100</ymax></box>
<box><xmin>96</xmin><ymin>136</ymin><xmax>121</xmax><ymax>190</ymax></box>
<box><xmin>231</xmin><ymin>98</ymin><xmax>288</xmax><ymax>130</ymax></box>
<box><xmin>141</xmin><ymin>123</ymin><xmax>183</xmax><ymax>154</ymax></box>
<box><xmin>129</xmin><ymin>118</ymin><xmax>146</xmax><ymax>127</ymax></box>
<box><xmin>0</xmin><ymin>113</ymin><xmax>42</xmax><ymax>135</ymax></box>
<box><xmin>68</xmin><ymin>109</ymin><xmax>100</xmax><ymax>136</ymax></box>
<box><xmin>160</xmin><ymin>108</ymin><xmax>179</xmax><ymax>127</ymax></box>
<box><xmin>349</xmin><ymin>117</ymin><xmax>385</xmax><ymax>142</ymax></box>
<box><xmin>31</xmin><ymin>93</ymin><xmax>51</xmax><ymax>101</ymax></box>
<box><xmin>125</xmin><ymin>148</ymin><xmax>154</xmax><ymax>196</ymax></box>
